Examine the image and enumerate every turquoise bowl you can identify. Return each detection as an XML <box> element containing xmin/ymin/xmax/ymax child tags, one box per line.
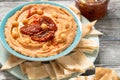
<box><xmin>0</xmin><ymin>1</ymin><xmax>82</xmax><ymax>61</ymax></box>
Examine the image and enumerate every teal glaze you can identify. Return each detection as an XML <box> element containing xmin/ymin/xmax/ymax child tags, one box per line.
<box><xmin>0</xmin><ymin>1</ymin><xmax>82</xmax><ymax>61</ymax></box>
<box><xmin>0</xmin><ymin>22</ymin><xmax>1</xmax><ymax>40</ymax></box>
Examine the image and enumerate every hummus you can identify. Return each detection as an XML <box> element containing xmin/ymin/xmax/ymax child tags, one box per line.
<box><xmin>5</xmin><ymin>4</ymin><xmax>77</xmax><ymax>58</ymax></box>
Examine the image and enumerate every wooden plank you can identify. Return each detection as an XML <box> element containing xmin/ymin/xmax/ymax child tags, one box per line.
<box><xmin>95</xmin><ymin>41</ymin><xmax>120</xmax><ymax>65</ymax></box>
<box><xmin>95</xmin><ymin>19</ymin><xmax>120</xmax><ymax>41</ymax></box>
<box><xmin>107</xmin><ymin>0</ymin><xmax>120</xmax><ymax>19</ymax></box>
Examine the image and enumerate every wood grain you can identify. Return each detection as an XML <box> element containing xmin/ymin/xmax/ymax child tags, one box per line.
<box><xmin>95</xmin><ymin>41</ymin><xmax>120</xmax><ymax>65</ymax></box>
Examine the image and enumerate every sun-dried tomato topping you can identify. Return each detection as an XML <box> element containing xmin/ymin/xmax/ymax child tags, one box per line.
<box><xmin>20</xmin><ymin>16</ymin><xmax>57</xmax><ymax>42</ymax></box>
<box><xmin>39</xmin><ymin>16</ymin><xmax>57</xmax><ymax>31</ymax></box>
<box><xmin>20</xmin><ymin>22</ymin><xmax>42</xmax><ymax>35</ymax></box>
<box><xmin>31</xmin><ymin>30</ymin><xmax>54</xmax><ymax>42</ymax></box>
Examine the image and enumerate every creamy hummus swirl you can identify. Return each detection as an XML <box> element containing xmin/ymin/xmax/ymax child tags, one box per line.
<box><xmin>5</xmin><ymin>4</ymin><xmax>77</xmax><ymax>58</ymax></box>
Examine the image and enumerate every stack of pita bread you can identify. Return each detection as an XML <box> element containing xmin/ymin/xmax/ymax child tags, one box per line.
<box><xmin>0</xmin><ymin>48</ymin><xmax>95</xmax><ymax>80</ymax></box>
<box><xmin>1</xmin><ymin>5</ymin><xmax>118</xmax><ymax>80</ymax></box>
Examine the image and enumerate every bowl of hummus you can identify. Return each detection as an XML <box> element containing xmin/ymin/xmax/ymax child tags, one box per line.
<box><xmin>0</xmin><ymin>1</ymin><xmax>82</xmax><ymax>61</ymax></box>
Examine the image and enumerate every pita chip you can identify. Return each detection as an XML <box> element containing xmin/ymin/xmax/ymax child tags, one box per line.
<box><xmin>57</xmin><ymin>49</ymin><xmax>94</xmax><ymax>72</ymax></box>
<box><xmin>56</xmin><ymin>55</ymin><xmax>86</xmax><ymax>73</ymax></box>
<box><xmin>50</xmin><ymin>61</ymin><xmax>71</xmax><ymax>80</ymax></box>
<box><xmin>89</xmin><ymin>29</ymin><xmax>103</xmax><ymax>36</ymax></box>
<box><xmin>44</xmin><ymin>63</ymin><xmax>56</xmax><ymax>80</ymax></box>
<box><xmin>95</xmin><ymin>67</ymin><xmax>120</xmax><ymax>80</ymax></box>
<box><xmin>76</xmin><ymin>38</ymin><xmax>99</xmax><ymax>54</ymax></box>
<box><xmin>86</xmin><ymin>76</ymin><xmax>95</xmax><ymax>80</ymax></box>
<box><xmin>112</xmin><ymin>70</ymin><xmax>120</xmax><ymax>80</ymax></box>
<box><xmin>70</xmin><ymin>49</ymin><xmax>95</xmax><ymax>71</ymax></box>
<box><xmin>82</xmin><ymin>20</ymin><xmax>97</xmax><ymax>37</ymax></box>
<box><xmin>0</xmin><ymin>55</ymin><xmax>25</xmax><ymax>70</ymax></box>
<box><xmin>20</xmin><ymin>62</ymin><xmax>26</xmax><ymax>75</ymax></box>
<box><xmin>26</xmin><ymin>64</ymin><xmax>49</xmax><ymax>80</ymax></box>
<box><xmin>69</xmin><ymin>76</ymin><xmax>85</xmax><ymax>80</ymax></box>
<box><xmin>20</xmin><ymin>61</ymin><xmax>41</xmax><ymax>75</ymax></box>
<box><xmin>69</xmin><ymin>75</ymin><xmax>95</xmax><ymax>80</ymax></box>
<box><xmin>81</xmin><ymin>49</ymin><xmax>96</xmax><ymax>54</ymax></box>
<box><xmin>58</xmin><ymin>63</ymin><xmax>74</xmax><ymax>77</ymax></box>
<box><xmin>99</xmin><ymin>73</ymin><xmax>112</xmax><ymax>80</ymax></box>
<box><xmin>95</xmin><ymin>67</ymin><xmax>111</xmax><ymax>79</ymax></box>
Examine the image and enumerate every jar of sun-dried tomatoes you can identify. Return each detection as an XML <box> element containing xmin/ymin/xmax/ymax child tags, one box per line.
<box><xmin>76</xmin><ymin>0</ymin><xmax>109</xmax><ymax>21</ymax></box>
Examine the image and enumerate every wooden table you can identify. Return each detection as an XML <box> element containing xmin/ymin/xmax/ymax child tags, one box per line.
<box><xmin>0</xmin><ymin>0</ymin><xmax>120</xmax><ymax>79</ymax></box>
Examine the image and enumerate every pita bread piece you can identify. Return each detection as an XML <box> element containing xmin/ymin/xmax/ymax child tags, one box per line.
<box><xmin>0</xmin><ymin>55</ymin><xmax>25</xmax><ymax>70</ymax></box>
<box><xmin>100</xmin><ymin>73</ymin><xmax>112</xmax><ymax>80</ymax></box>
<box><xmin>70</xmin><ymin>49</ymin><xmax>95</xmax><ymax>71</ymax></box>
<box><xmin>58</xmin><ymin>63</ymin><xmax>74</xmax><ymax>77</ymax></box>
<box><xmin>69</xmin><ymin>76</ymin><xmax>85</xmax><ymax>80</ymax></box>
<box><xmin>20</xmin><ymin>61</ymin><xmax>41</xmax><ymax>75</ymax></box>
<box><xmin>86</xmin><ymin>75</ymin><xmax>95</xmax><ymax>80</ymax></box>
<box><xmin>76</xmin><ymin>38</ymin><xmax>99</xmax><ymax>54</ymax></box>
<box><xmin>26</xmin><ymin>64</ymin><xmax>49</xmax><ymax>80</ymax></box>
<box><xmin>82</xmin><ymin>20</ymin><xmax>97</xmax><ymax>37</ymax></box>
<box><xmin>96</xmin><ymin>67</ymin><xmax>120</xmax><ymax>80</ymax></box>
<box><xmin>69</xmin><ymin>75</ymin><xmax>95</xmax><ymax>80</ymax></box>
<box><xmin>56</xmin><ymin>55</ymin><xmax>86</xmax><ymax>73</ymax></box>
<box><xmin>112</xmin><ymin>70</ymin><xmax>120</xmax><ymax>80</ymax></box>
<box><xmin>44</xmin><ymin>63</ymin><xmax>56</xmax><ymax>80</ymax></box>
<box><xmin>50</xmin><ymin>61</ymin><xmax>71</xmax><ymax>80</ymax></box>
<box><xmin>89</xmin><ymin>29</ymin><xmax>103</xmax><ymax>36</ymax></box>
<box><xmin>56</xmin><ymin>48</ymin><xmax>94</xmax><ymax>74</ymax></box>
<box><xmin>20</xmin><ymin>62</ymin><xmax>26</xmax><ymax>75</ymax></box>
<box><xmin>95</xmin><ymin>67</ymin><xmax>110</xmax><ymax>79</ymax></box>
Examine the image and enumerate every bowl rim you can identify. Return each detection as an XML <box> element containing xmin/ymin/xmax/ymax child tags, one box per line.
<box><xmin>0</xmin><ymin>1</ymin><xmax>82</xmax><ymax>61</ymax></box>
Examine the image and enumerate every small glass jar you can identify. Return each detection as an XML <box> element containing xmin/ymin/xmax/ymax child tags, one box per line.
<box><xmin>76</xmin><ymin>0</ymin><xmax>109</xmax><ymax>21</ymax></box>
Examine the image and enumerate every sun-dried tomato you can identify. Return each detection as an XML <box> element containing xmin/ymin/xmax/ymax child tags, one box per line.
<box><xmin>39</xmin><ymin>16</ymin><xmax>57</xmax><ymax>31</ymax></box>
<box><xmin>31</xmin><ymin>30</ymin><xmax>54</xmax><ymax>42</ymax></box>
<box><xmin>20</xmin><ymin>16</ymin><xmax>57</xmax><ymax>42</ymax></box>
<box><xmin>20</xmin><ymin>22</ymin><xmax>42</xmax><ymax>35</ymax></box>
